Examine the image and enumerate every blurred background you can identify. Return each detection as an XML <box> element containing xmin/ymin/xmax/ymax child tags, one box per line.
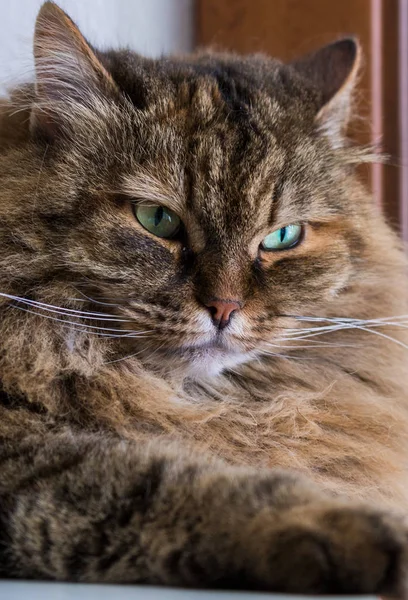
<box><xmin>0</xmin><ymin>0</ymin><xmax>406</xmax><ymax>241</ymax></box>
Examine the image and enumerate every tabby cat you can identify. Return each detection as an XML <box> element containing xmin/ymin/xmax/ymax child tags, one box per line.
<box><xmin>0</xmin><ymin>1</ymin><xmax>408</xmax><ymax>594</ymax></box>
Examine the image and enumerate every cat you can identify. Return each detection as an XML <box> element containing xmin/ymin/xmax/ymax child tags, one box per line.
<box><xmin>0</xmin><ymin>0</ymin><xmax>408</xmax><ymax>594</ymax></box>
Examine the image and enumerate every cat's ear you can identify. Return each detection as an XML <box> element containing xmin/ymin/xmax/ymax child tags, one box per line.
<box><xmin>30</xmin><ymin>1</ymin><xmax>118</xmax><ymax>140</ymax></box>
<box><xmin>291</xmin><ymin>38</ymin><xmax>361</xmax><ymax>146</ymax></box>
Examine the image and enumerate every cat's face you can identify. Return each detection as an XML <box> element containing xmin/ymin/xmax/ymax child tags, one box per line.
<box><xmin>1</xmin><ymin>4</ymin><xmax>372</xmax><ymax>379</ymax></box>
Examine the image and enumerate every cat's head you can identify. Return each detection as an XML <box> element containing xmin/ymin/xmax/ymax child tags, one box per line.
<box><xmin>0</xmin><ymin>2</ymin><xmax>386</xmax><ymax>380</ymax></box>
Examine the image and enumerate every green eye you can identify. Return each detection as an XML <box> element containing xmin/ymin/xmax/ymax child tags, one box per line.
<box><xmin>261</xmin><ymin>224</ymin><xmax>302</xmax><ymax>251</ymax></box>
<box><xmin>134</xmin><ymin>204</ymin><xmax>181</xmax><ymax>239</ymax></box>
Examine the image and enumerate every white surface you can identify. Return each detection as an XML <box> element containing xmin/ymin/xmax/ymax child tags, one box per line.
<box><xmin>0</xmin><ymin>582</ymin><xmax>378</xmax><ymax>600</ymax></box>
<box><xmin>0</xmin><ymin>0</ymin><xmax>194</xmax><ymax>93</ymax></box>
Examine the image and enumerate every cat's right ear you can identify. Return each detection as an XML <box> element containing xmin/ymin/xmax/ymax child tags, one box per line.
<box><xmin>290</xmin><ymin>38</ymin><xmax>361</xmax><ymax>147</ymax></box>
<box><xmin>30</xmin><ymin>1</ymin><xmax>119</xmax><ymax>141</ymax></box>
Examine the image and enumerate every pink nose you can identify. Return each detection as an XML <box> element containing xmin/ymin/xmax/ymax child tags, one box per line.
<box><xmin>205</xmin><ymin>299</ymin><xmax>241</xmax><ymax>330</ymax></box>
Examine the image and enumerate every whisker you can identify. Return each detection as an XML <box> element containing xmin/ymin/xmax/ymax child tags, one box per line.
<box><xmin>104</xmin><ymin>348</ymin><xmax>146</xmax><ymax>364</ymax></box>
<box><xmin>260</xmin><ymin>350</ymin><xmax>313</xmax><ymax>361</ymax></box>
<box><xmin>265</xmin><ymin>340</ymin><xmax>359</xmax><ymax>350</ymax></box>
<box><xmin>0</xmin><ymin>292</ymin><xmax>130</xmax><ymax>321</ymax></box>
<box><xmin>105</xmin><ymin>338</ymin><xmax>171</xmax><ymax>366</ymax></box>
<box><xmin>72</xmin><ymin>288</ymin><xmax>124</xmax><ymax>307</ymax></box>
<box><xmin>272</xmin><ymin>314</ymin><xmax>408</xmax><ymax>351</ymax></box>
<box><xmin>283</xmin><ymin>321</ymin><xmax>408</xmax><ymax>341</ymax></box>
<box><xmin>350</xmin><ymin>324</ymin><xmax>408</xmax><ymax>351</ymax></box>
<box><xmin>282</xmin><ymin>325</ymin><xmax>354</xmax><ymax>340</ymax></box>
<box><xmin>284</xmin><ymin>314</ymin><xmax>408</xmax><ymax>325</ymax></box>
<box><xmin>10</xmin><ymin>305</ymin><xmax>153</xmax><ymax>338</ymax></box>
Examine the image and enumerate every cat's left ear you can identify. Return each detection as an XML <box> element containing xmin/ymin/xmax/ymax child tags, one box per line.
<box><xmin>30</xmin><ymin>1</ymin><xmax>119</xmax><ymax>140</ymax></box>
<box><xmin>290</xmin><ymin>38</ymin><xmax>361</xmax><ymax>146</ymax></box>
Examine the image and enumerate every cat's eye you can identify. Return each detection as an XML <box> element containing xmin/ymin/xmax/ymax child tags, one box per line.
<box><xmin>133</xmin><ymin>204</ymin><xmax>181</xmax><ymax>239</ymax></box>
<box><xmin>261</xmin><ymin>224</ymin><xmax>303</xmax><ymax>251</ymax></box>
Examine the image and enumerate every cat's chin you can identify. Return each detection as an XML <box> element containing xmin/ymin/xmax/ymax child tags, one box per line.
<box><xmin>183</xmin><ymin>347</ymin><xmax>251</xmax><ymax>380</ymax></box>
<box><xmin>149</xmin><ymin>344</ymin><xmax>253</xmax><ymax>380</ymax></box>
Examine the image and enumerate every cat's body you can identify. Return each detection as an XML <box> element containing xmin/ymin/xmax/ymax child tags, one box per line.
<box><xmin>0</xmin><ymin>2</ymin><xmax>408</xmax><ymax>594</ymax></box>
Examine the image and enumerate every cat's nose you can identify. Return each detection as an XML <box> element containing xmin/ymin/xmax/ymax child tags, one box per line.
<box><xmin>205</xmin><ymin>299</ymin><xmax>241</xmax><ymax>330</ymax></box>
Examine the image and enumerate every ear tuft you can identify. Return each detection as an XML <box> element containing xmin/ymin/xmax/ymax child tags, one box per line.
<box><xmin>291</xmin><ymin>38</ymin><xmax>361</xmax><ymax>146</ymax></box>
<box><xmin>31</xmin><ymin>1</ymin><xmax>118</xmax><ymax>140</ymax></box>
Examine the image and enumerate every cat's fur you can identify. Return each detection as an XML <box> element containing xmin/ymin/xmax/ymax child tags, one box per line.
<box><xmin>0</xmin><ymin>1</ymin><xmax>408</xmax><ymax>594</ymax></box>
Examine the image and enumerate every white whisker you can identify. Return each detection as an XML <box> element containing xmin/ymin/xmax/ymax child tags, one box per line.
<box><xmin>72</xmin><ymin>288</ymin><xmax>124</xmax><ymax>307</ymax></box>
<box><xmin>266</xmin><ymin>340</ymin><xmax>358</xmax><ymax>350</ymax></box>
<box><xmin>10</xmin><ymin>305</ymin><xmax>152</xmax><ymax>339</ymax></box>
<box><xmin>270</xmin><ymin>314</ymin><xmax>408</xmax><ymax>351</ymax></box>
<box><xmin>350</xmin><ymin>324</ymin><xmax>408</xmax><ymax>351</ymax></box>
<box><xmin>104</xmin><ymin>348</ymin><xmax>146</xmax><ymax>364</ymax></box>
<box><xmin>0</xmin><ymin>292</ymin><xmax>129</xmax><ymax>321</ymax></box>
<box><xmin>283</xmin><ymin>321</ymin><xmax>408</xmax><ymax>341</ymax></box>
<box><xmin>261</xmin><ymin>350</ymin><xmax>313</xmax><ymax>361</ymax></box>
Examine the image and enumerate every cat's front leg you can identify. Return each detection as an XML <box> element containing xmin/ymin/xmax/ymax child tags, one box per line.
<box><xmin>0</xmin><ymin>431</ymin><xmax>407</xmax><ymax>595</ymax></box>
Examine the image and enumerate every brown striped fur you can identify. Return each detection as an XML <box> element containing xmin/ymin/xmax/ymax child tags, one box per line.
<box><xmin>0</xmin><ymin>2</ymin><xmax>408</xmax><ymax>594</ymax></box>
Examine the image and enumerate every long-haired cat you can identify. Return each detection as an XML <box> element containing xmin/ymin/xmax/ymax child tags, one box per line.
<box><xmin>0</xmin><ymin>1</ymin><xmax>408</xmax><ymax>594</ymax></box>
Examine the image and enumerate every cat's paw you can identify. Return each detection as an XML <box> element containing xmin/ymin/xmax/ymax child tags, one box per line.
<box><xmin>248</xmin><ymin>502</ymin><xmax>408</xmax><ymax>596</ymax></box>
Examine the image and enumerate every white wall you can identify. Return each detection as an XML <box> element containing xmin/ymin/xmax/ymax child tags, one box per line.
<box><xmin>0</xmin><ymin>0</ymin><xmax>194</xmax><ymax>92</ymax></box>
